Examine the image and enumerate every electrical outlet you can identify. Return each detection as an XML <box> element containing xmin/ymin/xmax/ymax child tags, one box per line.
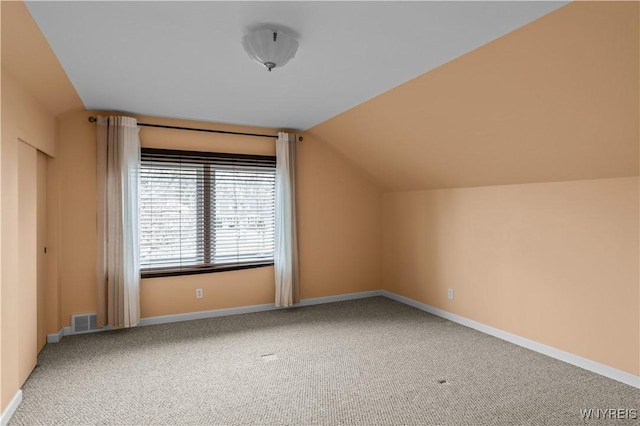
<box><xmin>448</xmin><ymin>289</ymin><xmax>454</xmax><ymax>300</ymax></box>
<box><xmin>196</xmin><ymin>288</ymin><xmax>203</xmax><ymax>299</ymax></box>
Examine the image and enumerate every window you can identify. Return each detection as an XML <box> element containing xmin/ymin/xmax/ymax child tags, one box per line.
<box><xmin>139</xmin><ymin>148</ymin><xmax>276</xmax><ymax>277</ymax></box>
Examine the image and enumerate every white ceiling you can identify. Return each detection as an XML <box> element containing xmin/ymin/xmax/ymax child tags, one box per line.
<box><xmin>26</xmin><ymin>1</ymin><xmax>567</xmax><ymax>130</ymax></box>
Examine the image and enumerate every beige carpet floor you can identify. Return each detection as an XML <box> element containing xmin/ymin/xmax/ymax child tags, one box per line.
<box><xmin>9</xmin><ymin>297</ymin><xmax>639</xmax><ymax>425</ymax></box>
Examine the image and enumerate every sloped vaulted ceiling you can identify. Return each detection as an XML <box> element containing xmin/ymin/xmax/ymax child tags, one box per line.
<box><xmin>25</xmin><ymin>1</ymin><xmax>566</xmax><ymax>130</ymax></box>
<box><xmin>307</xmin><ymin>2</ymin><xmax>639</xmax><ymax>191</ymax></box>
<box><xmin>10</xmin><ymin>1</ymin><xmax>639</xmax><ymax>191</ymax></box>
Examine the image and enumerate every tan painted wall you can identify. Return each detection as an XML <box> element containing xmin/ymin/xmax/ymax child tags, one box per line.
<box><xmin>56</xmin><ymin>111</ymin><xmax>382</xmax><ymax>322</ymax></box>
<box><xmin>1</xmin><ymin>3</ymin><xmax>80</xmax><ymax>374</ymax></box>
<box><xmin>297</xmin><ymin>134</ymin><xmax>382</xmax><ymax>300</ymax></box>
<box><xmin>1</xmin><ymin>2</ymin><xmax>84</xmax><ymax>117</ymax></box>
<box><xmin>308</xmin><ymin>1</ymin><xmax>638</xmax><ymax>191</ymax></box>
<box><xmin>0</xmin><ymin>68</ymin><xmax>57</xmax><ymax>412</ymax></box>
<box><xmin>382</xmin><ymin>177</ymin><xmax>640</xmax><ymax>375</ymax></box>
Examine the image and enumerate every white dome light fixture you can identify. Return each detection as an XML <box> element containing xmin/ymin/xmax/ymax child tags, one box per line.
<box><xmin>242</xmin><ymin>29</ymin><xmax>298</xmax><ymax>72</ymax></box>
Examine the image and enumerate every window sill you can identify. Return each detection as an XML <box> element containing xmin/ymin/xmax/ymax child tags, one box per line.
<box><xmin>140</xmin><ymin>262</ymin><xmax>274</xmax><ymax>279</ymax></box>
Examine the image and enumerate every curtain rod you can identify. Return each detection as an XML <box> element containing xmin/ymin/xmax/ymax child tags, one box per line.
<box><xmin>87</xmin><ymin>116</ymin><xmax>302</xmax><ymax>141</ymax></box>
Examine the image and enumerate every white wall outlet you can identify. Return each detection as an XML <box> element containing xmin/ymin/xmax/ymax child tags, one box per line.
<box><xmin>448</xmin><ymin>289</ymin><xmax>454</xmax><ymax>300</ymax></box>
<box><xmin>196</xmin><ymin>288</ymin><xmax>203</xmax><ymax>299</ymax></box>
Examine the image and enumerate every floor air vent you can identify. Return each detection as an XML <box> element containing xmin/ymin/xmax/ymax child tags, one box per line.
<box><xmin>72</xmin><ymin>313</ymin><xmax>100</xmax><ymax>334</ymax></box>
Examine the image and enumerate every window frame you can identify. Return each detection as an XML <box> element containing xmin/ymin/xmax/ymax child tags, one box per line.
<box><xmin>139</xmin><ymin>148</ymin><xmax>276</xmax><ymax>279</ymax></box>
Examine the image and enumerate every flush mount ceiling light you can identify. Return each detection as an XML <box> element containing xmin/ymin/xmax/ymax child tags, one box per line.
<box><xmin>242</xmin><ymin>28</ymin><xmax>298</xmax><ymax>72</ymax></box>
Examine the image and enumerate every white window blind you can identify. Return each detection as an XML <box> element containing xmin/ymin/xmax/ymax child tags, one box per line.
<box><xmin>139</xmin><ymin>148</ymin><xmax>276</xmax><ymax>276</ymax></box>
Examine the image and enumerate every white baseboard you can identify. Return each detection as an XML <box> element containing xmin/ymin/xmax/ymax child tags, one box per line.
<box><xmin>139</xmin><ymin>290</ymin><xmax>382</xmax><ymax>327</ymax></box>
<box><xmin>297</xmin><ymin>290</ymin><xmax>383</xmax><ymax>307</ymax></box>
<box><xmin>47</xmin><ymin>324</ymin><xmax>113</xmax><ymax>342</ymax></box>
<box><xmin>0</xmin><ymin>390</ymin><xmax>22</xmax><ymax>426</ymax></box>
<box><xmin>138</xmin><ymin>302</ymin><xmax>279</xmax><ymax>327</ymax></box>
<box><xmin>50</xmin><ymin>291</ymin><xmax>383</xmax><ymax>340</ymax></box>
<box><xmin>47</xmin><ymin>328</ymin><xmax>65</xmax><ymax>343</ymax></box>
<box><xmin>380</xmin><ymin>290</ymin><xmax>640</xmax><ymax>389</ymax></box>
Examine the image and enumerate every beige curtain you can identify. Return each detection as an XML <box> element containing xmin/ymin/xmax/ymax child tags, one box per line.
<box><xmin>274</xmin><ymin>132</ymin><xmax>299</xmax><ymax>307</ymax></box>
<box><xmin>96</xmin><ymin>116</ymin><xmax>141</xmax><ymax>328</ymax></box>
